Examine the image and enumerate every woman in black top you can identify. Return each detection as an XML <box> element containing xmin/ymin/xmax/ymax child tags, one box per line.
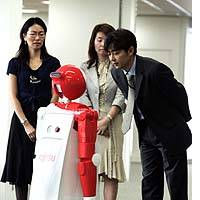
<box><xmin>1</xmin><ymin>17</ymin><xmax>60</xmax><ymax>200</ymax></box>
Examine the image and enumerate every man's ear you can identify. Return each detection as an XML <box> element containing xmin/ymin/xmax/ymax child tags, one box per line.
<box><xmin>128</xmin><ymin>46</ymin><xmax>134</xmax><ymax>56</ymax></box>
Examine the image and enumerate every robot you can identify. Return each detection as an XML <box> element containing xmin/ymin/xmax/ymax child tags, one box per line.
<box><xmin>29</xmin><ymin>65</ymin><xmax>99</xmax><ymax>200</ymax></box>
<box><xmin>51</xmin><ymin>65</ymin><xmax>99</xmax><ymax>199</ymax></box>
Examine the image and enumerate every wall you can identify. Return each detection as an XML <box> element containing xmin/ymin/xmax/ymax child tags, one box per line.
<box><xmin>121</xmin><ymin>0</ymin><xmax>137</xmax><ymax>31</ymax></box>
<box><xmin>47</xmin><ymin>0</ymin><xmax>120</xmax><ymax>66</ymax></box>
<box><xmin>0</xmin><ymin>1</ymin><xmax>22</xmax><ymax>199</ymax></box>
<box><xmin>136</xmin><ymin>16</ymin><xmax>190</xmax><ymax>81</ymax></box>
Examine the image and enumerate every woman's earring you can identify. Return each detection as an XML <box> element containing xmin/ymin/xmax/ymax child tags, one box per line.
<box><xmin>24</xmin><ymin>41</ymin><xmax>27</xmax><ymax>45</ymax></box>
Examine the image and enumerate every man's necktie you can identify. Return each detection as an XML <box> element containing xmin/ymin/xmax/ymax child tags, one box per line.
<box><xmin>122</xmin><ymin>75</ymin><xmax>135</xmax><ymax>134</ymax></box>
<box><xmin>127</xmin><ymin>74</ymin><xmax>136</xmax><ymax>90</ymax></box>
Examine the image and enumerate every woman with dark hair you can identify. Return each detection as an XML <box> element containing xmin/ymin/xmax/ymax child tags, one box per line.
<box><xmin>79</xmin><ymin>23</ymin><xmax>126</xmax><ymax>200</ymax></box>
<box><xmin>1</xmin><ymin>17</ymin><xmax>60</xmax><ymax>200</ymax></box>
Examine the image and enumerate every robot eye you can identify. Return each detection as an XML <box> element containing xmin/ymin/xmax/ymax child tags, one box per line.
<box><xmin>55</xmin><ymin>127</ymin><xmax>60</xmax><ymax>132</ymax></box>
<box><xmin>50</xmin><ymin>72</ymin><xmax>61</xmax><ymax>78</ymax></box>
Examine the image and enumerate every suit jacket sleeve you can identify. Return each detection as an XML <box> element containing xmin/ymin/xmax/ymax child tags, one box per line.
<box><xmin>112</xmin><ymin>87</ymin><xmax>126</xmax><ymax>112</ymax></box>
<box><xmin>154</xmin><ymin>63</ymin><xmax>191</xmax><ymax>122</ymax></box>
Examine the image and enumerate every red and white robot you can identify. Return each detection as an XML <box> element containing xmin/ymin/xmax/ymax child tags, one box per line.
<box><xmin>51</xmin><ymin>65</ymin><xmax>99</xmax><ymax>199</ymax></box>
<box><xmin>29</xmin><ymin>65</ymin><xmax>99</xmax><ymax>200</ymax></box>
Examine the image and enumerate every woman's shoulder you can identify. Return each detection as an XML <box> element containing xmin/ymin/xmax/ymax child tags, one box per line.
<box><xmin>43</xmin><ymin>55</ymin><xmax>61</xmax><ymax>71</ymax></box>
<box><xmin>80</xmin><ymin>60</ymin><xmax>96</xmax><ymax>70</ymax></box>
<box><xmin>8</xmin><ymin>57</ymin><xmax>24</xmax><ymax>68</ymax></box>
<box><xmin>80</xmin><ymin>61</ymin><xmax>89</xmax><ymax>67</ymax></box>
<box><xmin>7</xmin><ymin>57</ymin><xmax>22</xmax><ymax>75</ymax></box>
<box><xmin>45</xmin><ymin>55</ymin><xmax>60</xmax><ymax>64</ymax></box>
<box><xmin>79</xmin><ymin>61</ymin><xmax>88</xmax><ymax>72</ymax></box>
<box><xmin>8</xmin><ymin>57</ymin><xmax>20</xmax><ymax>65</ymax></box>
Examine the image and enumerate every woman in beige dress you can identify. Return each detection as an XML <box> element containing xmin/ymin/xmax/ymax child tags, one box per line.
<box><xmin>79</xmin><ymin>23</ymin><xmax>126</xmax><ymax>200</ymax></box>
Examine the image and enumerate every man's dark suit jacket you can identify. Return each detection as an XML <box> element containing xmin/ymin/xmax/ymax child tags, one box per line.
<box><xmin>111</xmin><ymin>55</ymin><xmax>192</xmax><ymax>153</ymax></box>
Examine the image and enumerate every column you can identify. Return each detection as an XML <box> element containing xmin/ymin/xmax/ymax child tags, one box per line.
<box><xmin>0</xmin><ymin>0</ymin><xmax>22</xmax><ymax>199</ymax></box>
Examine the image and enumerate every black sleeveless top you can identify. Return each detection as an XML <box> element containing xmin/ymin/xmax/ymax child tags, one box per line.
<box><xmin>1</xmin><ymin>55</ymin><xmax>60</xmax><ymax>186</ymax></box>
<box><xmin>7</xmin><ymin>56</ymin><xmax>60</xmax><ymax>111</ymax></box>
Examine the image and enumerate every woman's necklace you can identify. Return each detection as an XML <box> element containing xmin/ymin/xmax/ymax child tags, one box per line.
<box><xmin>29</xmin><ymin>58</ymin><xmax>42</xmax><ymax>70</ymax></box>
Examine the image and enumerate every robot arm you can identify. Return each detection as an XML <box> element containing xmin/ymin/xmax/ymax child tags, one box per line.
<box><xmin>75</xmin><ymin>110</ymin><xmax>98</xmax><ymax>198</ymax></box>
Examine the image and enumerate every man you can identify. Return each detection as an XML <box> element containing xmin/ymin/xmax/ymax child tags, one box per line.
<box><xmin>104</xmin><ymin>29</ymin><xmax>192</xmax><ymax>200</ymax></box>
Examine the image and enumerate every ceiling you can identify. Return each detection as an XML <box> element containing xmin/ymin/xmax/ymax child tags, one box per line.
<box><xmin>23</xmin><ymin>0</ymin><xmax>49</xmax><ymax>13</ymax></box>
<box><xmin>137</xmin><ymin>0</ymin><xmax>191</xmax><ymax>17</ymax></box>
<box><xmin>23</xmin><ymin>0</ymin><xmax>192</xmax><ymax>17</ymax></box>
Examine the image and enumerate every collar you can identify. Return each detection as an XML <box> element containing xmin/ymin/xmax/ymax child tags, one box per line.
<box><xmin>123</xmin><ymin>56</ymin><xmax>136</xmax><ymax>76</ymax></box>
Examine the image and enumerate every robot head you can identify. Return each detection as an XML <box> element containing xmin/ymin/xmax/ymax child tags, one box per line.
<box><xmin>50</xmin><ymin>64</ymin><xmax>86</xmax><ymax>100</ymax></box>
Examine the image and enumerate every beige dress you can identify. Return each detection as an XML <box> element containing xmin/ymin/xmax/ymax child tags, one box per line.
<box><xmin>96</xmin><ymin>60</ymin><xmax>126</xmax><ymax>182</ymax></box>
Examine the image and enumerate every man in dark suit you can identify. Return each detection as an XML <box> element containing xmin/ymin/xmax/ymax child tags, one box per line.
<box><xmin>104</xmin><ymin>29</ymin><xmax>192</xmax><ymax>200</ymax></box>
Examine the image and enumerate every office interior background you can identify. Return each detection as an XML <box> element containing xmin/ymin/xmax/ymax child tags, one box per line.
<box><xmin>0</xmin><ymin>0</ymin><xmax>197</xmax><ymax>199</ymax></box>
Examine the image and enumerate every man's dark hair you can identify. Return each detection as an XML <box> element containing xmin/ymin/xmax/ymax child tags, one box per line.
<box><xmin>104</xmin><ymin>28</ymin><xmax>137</xmax><ymax>54</ymax></box>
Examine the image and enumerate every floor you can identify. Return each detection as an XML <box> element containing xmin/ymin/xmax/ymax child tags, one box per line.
<box><xmin>99</xmin><ymin>162</ymin><xmax>192</xmax><ymax>200</ymax></box>
<box><xmin>0</xmin><ymin>162</ymin><xmax>192</xmax><ymax>200</ymax></box>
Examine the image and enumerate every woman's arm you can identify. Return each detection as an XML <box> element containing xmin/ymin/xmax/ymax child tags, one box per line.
<box><xmin>50</xmin><ymin>88</ymin><xmax>59</xmax><ymax>103</ymax></box>
<box><xmin>97</xmin><ymin>84</ymin><xmax>125</xmax><ymax>137</ymax></box>
<box><xmin>97</xmin><ymin>105</ymin><xmax>121</xmax><ymax>137</ymax></box>
<box><xmin>9</xmin><ymin>74</ymin><xmax>36</xmax><ymax>141</ymax></box>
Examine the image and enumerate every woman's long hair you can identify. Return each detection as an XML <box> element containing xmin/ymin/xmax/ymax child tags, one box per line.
<box><xmin>16</xmin><ymin>17</ymin><xmax>49</xmax><ymax>63</ymax></box>
<box><xmin>87</xmin><ymin>23</ymin><xmax>115</xmax><ymax>67</ymax></box>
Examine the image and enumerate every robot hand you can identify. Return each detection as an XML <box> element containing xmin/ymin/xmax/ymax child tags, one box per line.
<box><xmin>92</xmin><ymin>153</ymin><xmax>101</xmax><ymax>167</ymax></box>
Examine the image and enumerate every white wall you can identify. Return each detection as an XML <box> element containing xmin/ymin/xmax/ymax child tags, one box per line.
<box><xmin>121</xmin><ymin>0</ymin><xmax>137</xmax><ymax>32</ymax></box>
<box><xmin>0</xmin><ymin>0</ymin><xmax>22</xmax><ymax>179</ymax></box>
<box><xmin>131</xmin><ymin>16</ymin><xmax>191</xmax><ymax>162</ymax></box>
<box><xmin>191</xmin><ymin>1</ymin><xmax>200</xmax><ymax>198</ymax></box>
<box><xmin>184</xmin><ymin>27</ymin><xmax>194</xmax><ymax>161</ymax></box>
<box><xmin>47</xmin><ymin>0</ymin><xmax>120</xmax><ymax>66</ymax></box>
<box><xmin>0</xmin><ymin>1</ymin><xmax>22</xmax><ymax>199</ymax></box>
<box><xmin>136</xmin><ymin>16</ymin><xmax>190</xmax><ymax>81</ymax></box>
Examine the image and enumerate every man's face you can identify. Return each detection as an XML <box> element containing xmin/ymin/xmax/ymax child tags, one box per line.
<box><xmin>107</xmin><ymin>47</ymin><xmax>134</xmax><ymax>71</ymax></box>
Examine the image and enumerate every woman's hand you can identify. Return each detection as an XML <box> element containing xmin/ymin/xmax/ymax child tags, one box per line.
<box><xmin>23</xmin><ymin>121</ymin><xmax>36</xmax><ymax>142</ymax></box>
<box><xmin>97</xmin><ymin>117</ymin><xmax>110</xmax><ymax>137</ymax></box>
